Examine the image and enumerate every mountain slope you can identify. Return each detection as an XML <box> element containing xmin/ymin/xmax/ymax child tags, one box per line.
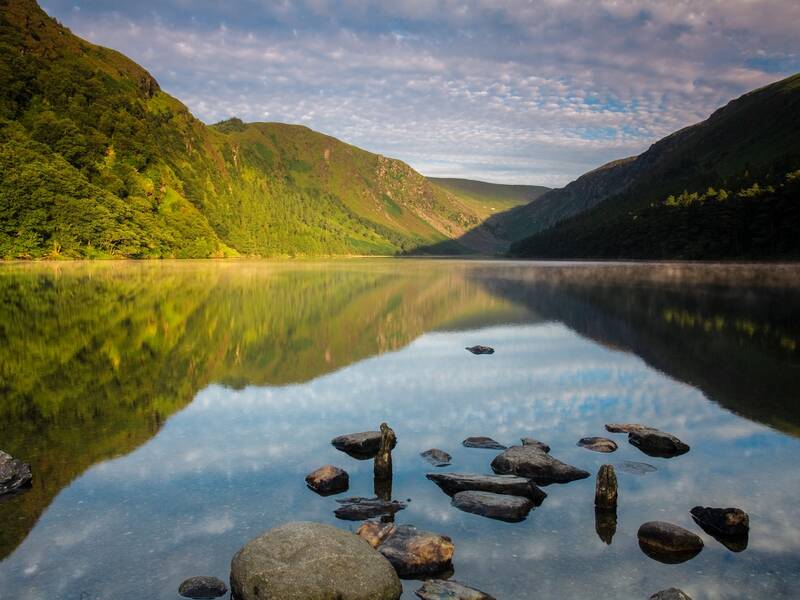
<box><xmin>427</xmin><ymin>177</ymin><xmax>549</xmax><ymax>221</ymax></box>
<box><xmin>508</xmin><ymin>73</ymin><xmax>800</xmax><ymax>258</ymax></box>
<box><xmin>0</xmin><ymin>0</ymin><xmax>504</xmax><ymax>258</ymax></box>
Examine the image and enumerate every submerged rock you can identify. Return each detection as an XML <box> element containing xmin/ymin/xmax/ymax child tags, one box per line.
<box><xmin>230</xmin><ymin>522</ymin><xmax>402</xmax><ymax>600</ymax></box>
<box><xmin>416</xmin><ymin>579</ymin><xmax>496</xmax><ymax>600</ymax></box>
<box><xmin>462</xmin><ymin>436</ymin><xmax>506</xmax><ymax>450</ymax></box>
<box><xmin>649</xmin><ymin>589</ymin><xmax>693</xmax><ymax>600</ymax></box>
<box><xmin>629</xmin><ymin>429</ymin><xmax>690</xmax><ymax>458</ymax></box>
<box><xmin>594</xmin><ymin>464</ymin><xmax>618</xmax><ymax>509</ymax></box>
<box><xmin>452</xmin><ymin>490</ymin><xmax>534</xmax><ymax>522</ymax></box>
<box><xmin>421</xmin><ymin>449</ymin><xmax>452</xmax><ymax>467</ymax></box>
<box><xmin>466</xmin><ymin>345</ymin><xmax>494</xmax><ymax>355</ymax></box>
<box><xmin>605</xmin><ymin>423</ymin><xmax>654</xmax><ymax>433</ymax></box>
<box><xmin>637</xmin><ymin>521</ymin><xmax>703</xmax><ymax>564</ymax></box>
<box><xmin>178</xmin><ymin>576</ymin><xmax>227</xmax><ymax>599</ymax></box>
<box><xmin>690</xmin><ymin>506</ymin><xmax>749</xmax><ymax>551</ymax></box>
<box><xmin>578</xmin><ymin>437</ymin><xmax>618</xmax><ymax>453</ymax></box>
<box><xmin>615</xmin><ymin>460</ymin><xmax>657</xmax><ymax>475</ymax></box>
<box><xmin>426</xmin><ymin>472</ymin><xmax>546</xmax><ymax>504</ymax></box>
<box><xmin>332</xmin><ymin>431</ymin><xmax>397</xmax><ymax>459</ymax></box>
<box><xmin>358</xmin><ymin>523</ymin><xmax>454</xmax><ymax>578</ymax></box>
<box><xmin>520</xmin><ymin>438</ymin><xmax>550</xmax><ymax>453</ymax></box>
<box><xmin>334</xmin><ymin>497</ymin><xmax>406</xmax><ymax>521</ymax></box>
<box><xmin>0</xmin><ymin>450</ymin><xmax>32</xmax><ymax>496</ymax></box>
<box><xmin>305</xmin><ymin>465</ymin><xmax>349</xmax><ymax>495</ymax></box>
<box><xmin>490</xmin><ymin>445</ymin><xmax>590</xmax><ymax>485</ymax></box>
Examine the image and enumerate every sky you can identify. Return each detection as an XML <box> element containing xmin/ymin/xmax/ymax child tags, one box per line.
<box><xmin>41</xmin><ymin>0</ymin><xmax>800</xmax><ymax>186</ymax></box>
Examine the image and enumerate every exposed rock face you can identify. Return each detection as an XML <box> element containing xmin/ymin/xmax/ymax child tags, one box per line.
<box><xmin>615</xmin><ymin>461</ymin><xmax>657</xmax><ymax>475</ymax></box>
<box><xmin>462</xmin><ymin>436</ymin><xmax>506</xmax><ymax>450</ymax></box>
<box><xmin>594</xmin><ymin>464</ymin><xmax>618</xmax><ymax>509</ymax></box>
<box><xmin>0</xmin><ymin>450</ymin><xmax>32</xmax><ymax>496</ymax></box>
<box><xmin>520</xmin><ymin>438</ymin><xmax>550</xmax><ymax>452</ymax></box>
<box><xmin>305</xmin><ymin>465</ymin><xmax>349</xmax><ymax>495</ymax></box>
<box><xmin>178</xmin><ymin>576</ymin><xmax>227</xmax><ymax>599</ymax></box>
<box><xmin>416</xmin><ymin>579</ymin><xmax>496</xmax><ymax>600</ymax></box>
<box><xmin>465</xmin><ymin>345</ymin><xmax>494</xmax><ymax>355</ymax></box>
<box><xmin>421</xmin><ymin>449</ymin><xmax>452</xmax><ymax>467</ymax></box>
<box><xmin>334</xmin><ymin>497</ymin><xmax>406</xmax><ymax>521</ymax></box>
<box><xmin>637</xmin><ymin>521</ymin><xmax>704</xmax><ymax>564</ymax></box>
<box><xmin>357</xmin><ymin>523</ymin><xmax>454</xmax><ymax>578</ymax></box>
<box><xmin>649</xmin><ymin>588</ymin><xmax>693</xmax><ymax>600</ymax></box>
<box><xmin>629</xmin><ymin>429</ymin><xmax>690</xmax><ymax>458</ymax></box>
<box><xmin>605</xmin><ymin>423</ymin><xmax>653</xmax><ymax>433</ymax></box>
<box><xmin>690</xmin><ymin>506</ymin><xmax>749</xmax><ymax>551</ymax></box>
<box><xmin>230</xmin><ymin>522</ymin><xmax>402</xmax><ymax>600</ymax></box>
<box><xmin>332</xmin><ymin>431</ymin><xmax>397</xmax><ymax>459</ymax></box>
<box><xmin>452</xmin><ymin>490</ymin><xmax>534</xmax><ymax>522</ymax></box>
<box><xmin>426</xmin><ymin>472</ymin><xmax>546</xmax><ymax>504</ymax></box>
<box><xmin>490</xmin><ymin>445</ymin><xmax>590</xmax><ymax>485</ymax></box>
<box><xmin>578</xmin><ymin>437</ymin><xmax>618</xmax><ymax>453</ymax></box>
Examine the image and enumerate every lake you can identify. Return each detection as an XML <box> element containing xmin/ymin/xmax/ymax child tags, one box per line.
<box><xmin>1</xmin><ymin>259</ymin><xmax>799</xmax><ymax>599</ymax></box>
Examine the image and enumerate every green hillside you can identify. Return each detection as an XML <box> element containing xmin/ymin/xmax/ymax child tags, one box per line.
<box><xmin>509</xmin><ymin>73</ymin><xmax>800</xmax><ymax>259</ymax></box>
<box><xmin>427</xmin><ymin>177</ymin><xmax>549</xmax><ymax>220</ymax></box>
<box><xmin>0</xmin><ymin>0</ymin><xmax>506</xmax><ymax>258</ymax></box>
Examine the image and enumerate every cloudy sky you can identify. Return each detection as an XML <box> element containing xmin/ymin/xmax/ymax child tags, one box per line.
<box><xmin>41</xmin><ymin>1</ymin><xmax>800</xmax><ymax>186</ymax></box>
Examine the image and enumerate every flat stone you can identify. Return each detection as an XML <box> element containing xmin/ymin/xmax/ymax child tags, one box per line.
<box><xmin>416</xmin><ymin>579</ymin><xmax>496</xmax><ymax>600</ymax></box>
<box><xmin>605</xmin><ymin>423</ymin><xmax>654</xmax><ymax>433</ymax></box>
<box><xmin>178</xmin><ymin>576</ymin><xmax>227</xmax><ymax>599</ymax></box>
<box><xmin>0</xmin><ymin>450</ymin><xmax>32</xmax><ymax>496</ymax></box>
<box><xmin>334</xmin><ymin>497</ymin><xmax>406</xmax><ymax>521</ymax></box>
<box><xmin>638</xmin><ymin>521</ymin><xmax>703</xmax><ymax>564</ymax></box>
<box><xmin>426</xmin><ymin>472</ymin><xmax>546</xmax><ymax>504</ymax></box>
<box><xmin>452</xmin><ymin>490</ymin><xmax>534</xmax><ymax>522</ymax></box>
<box><xmin>230</xmin><ymin>522</ymin><xmax>402</xmax><ymax>600</ymax></box>
<box><xmin>520</xmin><ymin>438</ymin><xmax>550</xmax><ymax>452</ymax></box>
<box><xmin>650</xmin><ymin>589</ymin><xmax>693</xmax><ymax>600</ymax></box>
<box><xmin>690</xmin><ymin>506</ymin><xmax>749</xmax><ymax>551</ymax></box>
<box><xmin>490</xmin><ymin>445</ymin><xmax>590</xmax><ymax>485</ymax></box>
<box><xmin>332</xmin><ymin>431</ymin><xmax>397</xmax><ymax>459</ymax></box>
<box><xmin>305</xmin><ymin>465</ymin><xmax>349</xmax><ymax>495</ymax></box>
<box><xmin>462</xmin><ymin>436</ymin><xmax>506</xmax><ymax>450</ymax></box>
<box><xmin>421</xmin><ymin>449</ymin><xmax>452</xmax><ymax>467</ymax></box>
<box><xmin>465</xmin><ymin>345</ymin><xmax>494</xmax><ymax>355</ymax></box>
<box><xmin>358</xmin><ymin>523</ymin><xmax>454</xmax><ymax>578</ymax></box>
<box><xmin>578</xmin><ymin>437</ymin><xmax>618</xmax><ymax>453</ymax></box>
<box><xmin>629</xmin><ymin>429</ymin><xmax>690</xmax><ymax>458</ymax></box>
<box><xmin>615</xmin><ymin>460</ymin><xmax>657</xmax><ymax>475</ymax></box>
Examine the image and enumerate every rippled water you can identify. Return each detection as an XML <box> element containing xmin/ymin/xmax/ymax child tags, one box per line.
<box><xmin>1</xmin><ymin>259</ymin><xmax>799</xmax><ymax>599</ymax></box>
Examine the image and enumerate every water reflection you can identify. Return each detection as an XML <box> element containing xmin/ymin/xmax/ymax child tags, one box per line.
<box><xmin>0</xmin><ymin>259</ymin><xmax>798</xmax><ymax>599</ymax></box>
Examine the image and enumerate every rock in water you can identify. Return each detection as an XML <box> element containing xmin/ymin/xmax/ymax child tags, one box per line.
<box><xmin>466</xmin><ymin>345</ymin><xmax>494</xmax><ymax>355</ymax></box>
<box><xmin>230</xmin><ymin>522</ymin><xmax>402</xmax><ymax>600</ymax></box>
<box><xmin>595</xmin><ymin>507</ymin><xmax>617</xmax><ymax>544</ymax></box>
<box><xmin>520</xmin><ymin>438</ymin><xmax>550</xmax><ymax>453</ymax></box>
<box><xmin>650</xmin><ymin>589</ymin><xmax>693</xmax><ymax>600</ymax></box>
<box><xmin>605</xmin><ymin>423</ymin><xmax>654</xmax><ymax>433</ymax></box>
<box><xmin>462</xmin><ymin>436</ymin><xmax>506</xmax><ymax>450</ymax></box>
<box><xmin>305</xmin><ymin>465</ymin><xmax>349</xmax><ymax>495</ymax></box>
<box><xmin>628</xmin><ymin>429</ymin><xmax>689</xmax><ymax>458</ymax></box>
<box><xmin>416</xmin><ymin>579</ymin><xmax>496</xmax><ymax>600</ymax></box>
<box><xmin>690</xmin><ymin>506</ymin><xmax>749</xmax><ymax>552</ymax></box>
<box><xmin>0</xmin><ymin>450</ymin><xmax>32</xmax><ymax>496</ymax></box>
<box><xmin>374</xmin><ymin>423</ymin><xmax>396</xmax><ymax>482</ymax></box>
<box><xmin>357</xmin><ymin>523</ymin><xmax>454</xmax><ymax>578</ymax></box>
<box><xmin>578</xmin><ymin>437</ymin><xmax>618</xmax><ymax>453</ymax></box>
<box><xmin>615</xmin><ymin>460</ymin><xmax>657</xmax><ymax>475</ymax></box>
<box><xmin>426</xmin><ymin>472</ymin><xmax>546</xmax><ymax>504</ymax></box>
<box><xmin>594</xmin><ymin>464</ymin><xmax>618</xmax><ymax>509</ymax></box>
<box><xmin>334</xmin><ymin>497</ymin><xmax>406</xmax><ymax>521</ymax></box>
<box><xmin>452</xmin><ymin>490</ymin><xmax>534</xmax><ymax>522</ymax></box>
<box><xmin>637</xmin><ymin>521</ymin><xmax>703</xmax><ymax>564</ymax></box>
<box><xmin>421</xmin><ymin>449</ymin><xmax>452</xmax><ymax>467</ymax></box>
<box><xmin>332</xmin><ymin>431</ymin><xmax>397</xmax><ymax>459</ymax></box>
<box><xmin>490</xmin><ymin>445</ymin><xmax>590</xmax><ymax>485</ymax></box>
<box><xmin>178</xmin><ymin>576</ymin><xmax>227</xmax><ymax>599</ymax></box>
<box><xmin>357</xmin><ymin>521</ymin><xmax>397</xmax><ymax>549</ymax></box>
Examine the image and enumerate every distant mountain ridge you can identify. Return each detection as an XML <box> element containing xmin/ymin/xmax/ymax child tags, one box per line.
<box><xmin>427</xmin><ymin>177</ymin><xmax>549</xmax><ymax>220</ymax></box>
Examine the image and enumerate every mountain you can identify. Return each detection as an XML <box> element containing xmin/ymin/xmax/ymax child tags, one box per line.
<box><xmin>0</xmin><ymin>0</ymin><xmax>507</xmax><ymax>258</ymax></box>
<box><xmin>427</xmin><ymin>177</ymin><xmax>549</xmax><ymax>221</ymax></box>
<box><xmin>507</xmin><ymin>73</ymin><xmax>800</xmax><ymax>259</ymax></box>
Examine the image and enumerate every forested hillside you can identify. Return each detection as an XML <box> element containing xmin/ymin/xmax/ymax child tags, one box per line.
<box><xmin>0</xmin><ymin>0</ymin><xmax>503</xmax><ymax>258</ymax></box>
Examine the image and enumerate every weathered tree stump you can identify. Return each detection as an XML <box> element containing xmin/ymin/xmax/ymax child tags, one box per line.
<box><xmin>374</xmin><ymin>423</ymin><xmax>396</xmax><ymax>502</ymax></box>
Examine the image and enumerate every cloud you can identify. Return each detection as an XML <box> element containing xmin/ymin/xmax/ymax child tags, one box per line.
<box><xmin>42</xmin><ymin>1</ymin><xmax>800</xmax><ymax>185</ymax></box>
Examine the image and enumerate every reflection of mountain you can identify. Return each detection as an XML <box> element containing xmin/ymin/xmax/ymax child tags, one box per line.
<box><xmin>475</xmin><ymin>263</ymin><xmax>800</xmax><ymax>437</ymax></box>
<box><xmin>0</xmin><ymin>261</ymin><xmax>527</xmax><ymax>559</ymax></box>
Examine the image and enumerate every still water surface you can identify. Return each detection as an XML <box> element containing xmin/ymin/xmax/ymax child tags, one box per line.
<box><xmin>0</xmin><ymin>260</ymin><xmax>799</xmax><ymax>599</ymax></box>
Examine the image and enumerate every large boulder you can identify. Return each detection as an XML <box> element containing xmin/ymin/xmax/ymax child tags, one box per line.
<box><xmin>637</xmin><ymin>521</ymin><xmax>703</xmax><ymax>564</ymax></box>
<box><xmin>490</xmin><ymin>445</ymin><xmax>590</xmax><ymax>485</ymax></box>
<box><xmin>357</xmin><ymin>523</ymin><xmax>454</xmax><ymax>578</ymax></box>
<box><xmin>421</xmin><ymin>449</ymin><xmax>452</xmax><ymax>467</ymax></box>
<box><xmin>230</xmin><ymin>522</ymin><xmax>401</xmax><ymax>600</ymax></box>
<box><xmin>452</xmin><ymin>491</ymin><xmax>534</xmax><ymax>522</ymax></box>
<box><xmin>0</xmin><ymin>450</ymin><xmax>32</xmax><ymax>496</ymax></box>
<box><xmin>334</xmin><ymin>497</ymin><xmax>406</xmax><ymax>521</ymax></box>
<box><xmin>462</xmin><ymin>436</ymin><xmax>505</xmax><ymax>450</ymax></box>
<box><xmin>178</xmin><ymin>576</ymin><xmax>227</xmax><ymax>599</ymax></box>
<box><xmin>416</xmin><ymin>579</ymin><xmax>496</xmax><ymax>599</ymax></box>
<box><xmin>628</xmin><ymin>429</ymin><xmax>689</xmax><ymax>458</ymax></box>
<box><xmin>332</xmin><ymin>431</ymin><xmax>396</xmax><ymax>459</ymax></box>
<box><xmin>690</xmin><ymin>506</ymin><xmax>749</xmax><ymax>552</ymax></box>
<box><xmin>426</xmin><ymin>472</ymin><xmax>546</xmax><ymax>504</ymax></box>
<box><xmin>305</xmin><ymin>465</ymin><xmax>349</xmax><ymax>495</ymax></box>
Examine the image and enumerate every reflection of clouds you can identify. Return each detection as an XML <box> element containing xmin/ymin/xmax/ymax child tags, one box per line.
<box><xmin>2</xmin><ymin>323</ymin><xmax>799</xmax><ymax>599</ymax></box>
